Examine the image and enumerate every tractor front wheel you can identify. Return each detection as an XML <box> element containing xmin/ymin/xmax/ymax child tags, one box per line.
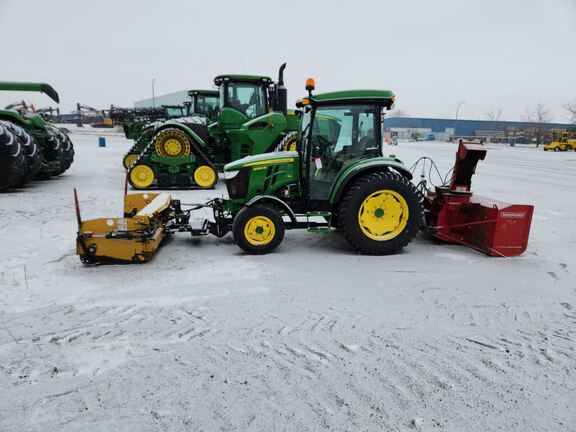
<box><xmin>337</xmin><ymin>171</ymin><xmax>422</xmax><ymax>255</ymax></box>
<box><xmin>232</xmin><ymin>205</ymin><xmax>285</xmax><ymax>254</ymax></box>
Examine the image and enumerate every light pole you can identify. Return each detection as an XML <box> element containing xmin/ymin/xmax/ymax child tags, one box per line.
<box><xmin>152</xmin><ymin>78</ymin><xmax>156</xmax><ymax>108</ymax></box>
<box><xmin>454</xmin><ymin>100</ymin><xmax>466</xmax><ymax>141</ymax></box>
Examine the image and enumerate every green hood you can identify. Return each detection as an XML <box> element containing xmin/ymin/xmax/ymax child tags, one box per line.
<box><xmin>224</xmin><ymin>151</ymin><xmax>299</xmax><ymax>171</ymax></box>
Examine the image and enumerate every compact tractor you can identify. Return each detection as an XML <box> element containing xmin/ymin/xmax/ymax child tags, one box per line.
<box><xmin>125</xmin><ymin>64</ymin><xmax>299</xmax><ymax>190</ymax></box>
<box><xmin>0</xmin><ymin>82</ymin><xmax>74</xmax><ymax>191</ymax></box>
<box><xmin>75</xmin><ymin>79</ymin><xmax>534</xmax><ymax>263</ymax></box>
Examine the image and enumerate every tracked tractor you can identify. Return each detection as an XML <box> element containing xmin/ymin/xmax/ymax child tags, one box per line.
<box><xmin>120</xmin><ymin>91</ymin><xmax>220</xmax><ymax>170</ymax></box>
<box><xmin>0</xmin><ymin>82</ymin><xmax>74</xmax><ymax>191</ymax></box>
<box><xmin>126</xmin><ymin>64</ymin><xmax>299</xmax><ymax>190</ymax></box>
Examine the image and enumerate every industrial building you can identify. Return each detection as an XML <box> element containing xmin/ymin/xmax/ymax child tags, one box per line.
<box><xmin>383</xmin><ymin>117</ymin><xmax>574</xmax><ymax>143</ymax></box>
<box><xmin>135</xmin><ymin>90</ymin><xmax>191</xmax><ymax>108</ymax></box>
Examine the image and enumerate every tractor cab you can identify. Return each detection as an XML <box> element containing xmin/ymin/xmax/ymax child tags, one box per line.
<box><xmin>212</xmin><ymin>64</ymin><xmax>297</xmax><ymax>163</ymax></box>
<box><xmin>214</xmin><ymin>74</ymin><xmax>272</xmax><ymax>128</ymax></box>
<box><xmin>296</xmin><ymin>84</ymin><xmax>398</xmax><ymax>208</ymax></box>
<box><xmin>187</xmin><ymin>89</ymin><xmax>219</xmax><ymax>122</ymax></box>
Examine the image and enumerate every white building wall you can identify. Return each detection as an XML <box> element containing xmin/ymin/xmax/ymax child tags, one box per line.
<box><xmin>134</xmin><ymin>90</ymin><xmax>190</xmax><ymax>108</ymax></box>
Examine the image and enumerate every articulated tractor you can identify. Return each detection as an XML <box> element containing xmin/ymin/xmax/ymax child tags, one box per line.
<box><xmin>0</xmin><ymin>82</ymin><xmax>74</xmax><ymax>191</ymax></box>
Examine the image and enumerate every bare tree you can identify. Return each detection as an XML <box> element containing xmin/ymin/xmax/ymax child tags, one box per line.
<box><xmin>523</xmin><ymin>102</ymin><xmax>551</xmax><ymax>146</ymax></box>
<box><xmin>563</xmin><ymin>99</ymin><xmax>576</xmax><ymax>124</ymax></box>
<box><xmin>486</xmin><ymin>109</ymin><xmax>503</xmax><ymax>142</ymax></box>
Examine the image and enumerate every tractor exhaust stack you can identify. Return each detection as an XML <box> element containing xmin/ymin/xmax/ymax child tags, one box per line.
<box><xmin>424</xmin><ymin>140</ymin><xmax>534</xmax><ymax>257</ymax></box>
<box><xmin>275</xmin><ymin>63</ymin><xmax>288</xmax><ymax>116</ymax></box>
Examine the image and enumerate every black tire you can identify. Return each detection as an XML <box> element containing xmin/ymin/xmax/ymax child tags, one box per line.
<box><xmin>157</xmin><ymin>173</ymin><xmax>171</xmax><ymax>188</ymax></box>
<box><xmin>337</xmin><ymin>171</ymin><xmax>423</xmax><ymax>255</ymax></box>
<box><xmin>176</xmin><ymin>173</ymin><xmax>191</xmax><ymax>188</ymax></box>
<box><xmin>232</xmin><ymin>205</ymin><xmax>285</xmax><ymax>254</ymax></box>
<box><xmin>0</xmin><ymin>121</ymin><xmax>27</xmax><ymax>190</ymax></box>
<box><xmin>553</xmin><ymin>147</ymin><xmax>560</xmax><ymax>152</ymax></box>
<box><xmin>1</xmin><ymin>121</ymin><xmax>41</xmax><ymax>184</ymax></box>
<box><xmin>275</xmin><ymin>131</ymin><xmax>298</xmax><ymax>152</ymax></box>
<box><xmin>45</xmin><ymin>125</ymin><xmax>73</xmax><ymax>175</ymax></box>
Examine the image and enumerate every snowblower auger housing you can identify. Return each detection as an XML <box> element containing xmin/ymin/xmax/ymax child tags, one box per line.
<box><xmin>424</xmin><ymin>140</ymin><xmax>534</xmax><ymax>257</ymax></box>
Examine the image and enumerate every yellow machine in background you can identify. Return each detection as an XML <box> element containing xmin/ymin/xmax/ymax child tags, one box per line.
<box><xmin>75</xmin><ymin>192</ymin><xmax>173</xmax><ymax>263</ymax></box>
<box><xmin>544</xmin><ymin>130</ymin><xmax>576</xmax><ymax>151</ymax></box>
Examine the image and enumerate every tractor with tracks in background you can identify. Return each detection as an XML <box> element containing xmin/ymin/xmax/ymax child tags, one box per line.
<box><xmin>126</xmin><ymin>64</ymin><xmax>299</xmax><ymax>190</ymax></box>
<box><xmin>0</xmin><ymin>82</ymin><xmax>74</xmax><ymax>191</ymax></box>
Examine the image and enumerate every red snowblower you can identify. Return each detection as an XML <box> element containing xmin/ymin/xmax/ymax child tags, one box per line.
<box><xmin>424</xmin><ymin>140</ymin><xmax>534</xmax><ymax>257</ymax></box>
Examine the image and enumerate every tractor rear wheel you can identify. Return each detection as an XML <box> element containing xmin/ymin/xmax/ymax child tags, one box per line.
<box><xmin>232</xmin><ymin>205</ymin><xmax>285</xmax><ymax>254</ymax></box>
<box><xmin>0</xmin><ymin>121</ymin><xmax>27</xmax><ymax>190</ymax></box>
<box><xmin>2</xmin><ymin>121</ymin><xmax>41</xmax><ymax>184</ymax></box>
<box><xmin>337</xmin><ymin>171</ymin><xmax>422</xmax><ymax>255</ymax></box>
<box><xmin>276</xmin><ymin>131</ymin><xmax>298</xmax><ymax>152</ymax></box>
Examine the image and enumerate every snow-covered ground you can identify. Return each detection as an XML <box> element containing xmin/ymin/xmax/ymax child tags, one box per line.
<box><xmin>0</xmin><ymin>135</ymin><xmax>575</xmax><ymax>431</ymax></box>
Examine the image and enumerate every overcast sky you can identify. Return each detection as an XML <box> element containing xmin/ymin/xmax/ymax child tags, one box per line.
<box><xmin>1</xmin><ymin>0</ymin><xmax>575</xmax><ymax>122</ymax></box>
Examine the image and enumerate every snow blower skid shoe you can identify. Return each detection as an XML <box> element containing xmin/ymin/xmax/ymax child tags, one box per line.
<box><xmin>424</xmin><ymin>140</ymin><xmax>534</xmax><ymax>257</ymax></box>
<box><xmin>75</xmin><ymin>191</ymin><xmax>174</xmax><ymax>264</ymax></box>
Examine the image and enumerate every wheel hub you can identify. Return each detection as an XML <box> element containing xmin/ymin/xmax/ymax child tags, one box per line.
<box><xmin>245</xmin><ymin>216</ymin><xmax>275</xmax><ymax>245</ymax></box>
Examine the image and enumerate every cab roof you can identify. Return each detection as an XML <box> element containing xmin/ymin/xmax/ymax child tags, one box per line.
<box><xmin>187</xmin><ymin>89</ymin><xmax>219</xmax><ymax>97</ymax></box>
<box><xmin>311</xmin><ymin>90</ymin><xmax>395</xmax><ymax>104</ymax></box>
<box><xmin>213</xmin><ymin>74</ymin><xmax>272</xmax><ymax>86</ymax></box>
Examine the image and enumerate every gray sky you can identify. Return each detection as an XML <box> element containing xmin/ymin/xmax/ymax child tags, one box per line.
<box><xmin>1</xmin><ymin>0</ymin><xmax>575</xmax><ymax>122</ymax></box>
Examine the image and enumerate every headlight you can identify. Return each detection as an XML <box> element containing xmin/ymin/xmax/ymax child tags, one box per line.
<box><xmin>224</xmin><ymin>170</ymin><xmax>239</xmax><ymax>180</ymax></box>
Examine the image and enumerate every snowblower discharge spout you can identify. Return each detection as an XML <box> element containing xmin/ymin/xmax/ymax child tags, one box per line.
<box><xmin>424</xmin><ymin>140</ymin><xmax>534</xmax><ymax>257</ymax></box>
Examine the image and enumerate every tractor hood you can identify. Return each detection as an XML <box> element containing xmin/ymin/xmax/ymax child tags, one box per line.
<box><xmin>224</xmin><ymin>151</ymin><xmax>299</xmax><ymax>172</ymax></box>
<box><xmin>0</xmin><ymin>82</ymin><xmax>60</xmax><ymax>103</ymax></box>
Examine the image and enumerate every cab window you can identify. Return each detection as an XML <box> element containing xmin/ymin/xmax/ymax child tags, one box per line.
<box><xmin>226</xmin><ymin>83</ymin><xmax>266</xmax><ymax>118</ymax></box>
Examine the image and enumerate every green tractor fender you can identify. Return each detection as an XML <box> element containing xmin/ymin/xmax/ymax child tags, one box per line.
<box><xmin>244</xmin><ymin>195</ymin><xmax>298</xmax><ymax>226</ymax></box>
<box><xmin>328</xmin><ymin>158</ymin><xmax>413</xmax><ymax>205</ymax></box>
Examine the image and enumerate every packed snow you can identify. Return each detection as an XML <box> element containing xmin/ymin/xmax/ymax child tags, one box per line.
<box><xmin>0</xmin><ymin>133</ymin><xmax>575</xmax><ymax>431</ymax></box>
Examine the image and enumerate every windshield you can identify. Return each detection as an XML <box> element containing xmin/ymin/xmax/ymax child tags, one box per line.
<box><xmin>225</xmin><ymin>82</ymin><xmax>267</xmax><ymax>118</ymax></box>
<box><xmin>195</xmin><ymin>95</ymin><xmax>219</xmax><ymax>118</ymax></box>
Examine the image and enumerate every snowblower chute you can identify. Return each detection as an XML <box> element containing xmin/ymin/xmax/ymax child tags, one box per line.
<box><xmin>424</xmin><ymin>140</ymin><xmax>534</xmax><ymax>257</ymax></box>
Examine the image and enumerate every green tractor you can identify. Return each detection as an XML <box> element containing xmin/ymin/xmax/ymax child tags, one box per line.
<box><xmin>218</xmin><ymin>81</ymin><xmax>423</xmax><ymax>255</ymax></box>
<box><xmin>76</xmin><ymin>83</ymin><xmax>426</xmax><ymax>263</ymax></box>
<box><xmin>0</xmin><ymin>82</ymin><xmax>74</xmax><ymax>191</ymax></box>
<box><xmin>127</xmin><ymin>64</ymin><xmax>299</xmax><ymax>190</ymax></box>
<box><xmin>121</xmin><ymin>91</ymin><xmax>220</xmax><ymax>170</ymax></box>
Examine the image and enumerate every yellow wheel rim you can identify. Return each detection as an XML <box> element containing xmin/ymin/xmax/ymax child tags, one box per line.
<box><xmin>154</xmin><ymin>130</ymin><xmax>191</xmax><ymax>157</ymax></box>
<box><xmin>358</xmin><ymin>189</ymin><xmax>409</xmax><ymax>241</ymax></box>
<box><xmin>284</xmin><ymin>136</ymin><xmax>297</xmax><ymax>151</ymax></box>
<box><xmin>123</xmin><ymin>153</ymin><xmax>138</xmax><ymax>170</ymax></box>
<box><xmin>193</xmin><ymin>165</ymin><xmax>217</xmax><ymax>188</ymax></box>
<box><xmin>130</xmin><ymin>165</ymin><xmax>155</xmax><ymax>188</ymax></box>
<box><xmin>244</xmin><ymin>216</ymin><xmax>276</xmax><ymax>246</ymax></box>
